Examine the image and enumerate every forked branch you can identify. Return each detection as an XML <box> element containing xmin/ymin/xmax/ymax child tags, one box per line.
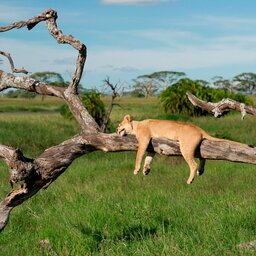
<box><xmin>0</xmin><ymin>8</ymin><xmax>98</xmax><ymax>133</ymax></box>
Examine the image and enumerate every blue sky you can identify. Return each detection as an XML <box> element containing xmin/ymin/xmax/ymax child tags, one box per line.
<box><xmin>1</xmin><ymin>0</ymin><xmax>256</xmax><ymax>89</ymax></box>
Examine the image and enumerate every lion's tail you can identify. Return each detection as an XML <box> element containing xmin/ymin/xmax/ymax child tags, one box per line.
<box><xmin>202</xmin><ymin>131</ymin><xmax>251</xmax><ymax>148</ymax></box>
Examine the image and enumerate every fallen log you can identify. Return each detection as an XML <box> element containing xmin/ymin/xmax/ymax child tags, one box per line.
<box><xmin>186</xmin><ymin>92</ymin><xmax>256</xmax><ymax>119</ymax></box>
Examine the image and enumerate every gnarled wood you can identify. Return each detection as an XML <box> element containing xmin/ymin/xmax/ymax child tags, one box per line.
<box><xmin>186</xmin><ymin>92</ymin><xmax>256</xmax><ymax>119</ymax></box>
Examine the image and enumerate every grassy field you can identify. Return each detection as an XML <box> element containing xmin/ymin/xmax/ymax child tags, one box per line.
<box><xmin>0</xmin><ymin>96</ymin><xmax>256</xmax><ymax>255</ymax></box>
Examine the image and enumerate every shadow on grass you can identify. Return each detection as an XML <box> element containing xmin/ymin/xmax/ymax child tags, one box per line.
<box><xmin>116</xmin><ymin>224</ymin><xmax>157</xmax><ymax>242</ymax></box>
<box><xmin>73</xmin><ymin>223</ymin><xmax>106</xmax><ymax>252</ymax></box>
<box><xmin>73</xmin><ymin>222</ymin><xmax>158</xmax><ymax>252</ymax></box>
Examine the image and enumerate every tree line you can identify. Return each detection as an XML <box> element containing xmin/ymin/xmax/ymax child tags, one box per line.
<box><xmin>3</xmin><ymin>70</ymin><xmax>256</xmax><ymax>97</ymax></box>
<box><xmin>132</xmin><ymin>71</ymin><xmax>256</xmax><ymax>97</ymax></box>
<box><xmin>1</xmin><ymin>69</ymin><xmax>255</xmax><ymax>120</ymax></box>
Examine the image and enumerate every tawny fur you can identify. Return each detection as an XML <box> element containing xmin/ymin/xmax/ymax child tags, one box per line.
<box><xmin>116</xmin><ymin>114</ymin><xmax>244</xmax><ymax>184</ymax></box>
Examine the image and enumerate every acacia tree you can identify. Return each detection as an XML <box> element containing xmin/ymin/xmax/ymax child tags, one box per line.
<box><xmin>133</xmin><ymin>71</ymin><xmax>186</xmax><ymax>97</ymax></box>
<box><xmin>30</xmin><ymin>71</ymin><xmax>67</xmax><ymax>87</ymax></box>
<box><xmin>0</xmin><ymin>9</ymin><xmax>256</xmax><ymax>232</ymax></box>
<box><xmin>233</xmin><ymin>72</ymin><xmax>256</xmax><ymax>95</ymax></box>
<box><xmin>212</xmin><ymin>76</ymin><xmax>236</xmax><ymax>93</ymax></box>
<box><xmin>141</xmin><ymin>71</ymin><xmax>186</xmax><ymax>90</ymax></box>
<box><xmin>132</xmin><ymin>77</ymin><xmax>158</xmax><ymax>98</ymax></box>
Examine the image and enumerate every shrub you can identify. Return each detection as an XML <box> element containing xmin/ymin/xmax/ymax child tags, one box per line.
<box><xmin>130</xmin><ymin>89</ymin><xmax>144</xmax><ymax>98</ymax></box>
<box><xmin>159</xmin><ymin>78</ymin><xmax>253</xmax><ymax>116</ymax></box>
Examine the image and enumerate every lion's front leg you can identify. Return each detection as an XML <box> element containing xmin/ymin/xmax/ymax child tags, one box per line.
<box><xmin>134</xmin><ymin>141</ymin><xmax>149</xmax><ymax>175</ymax></box>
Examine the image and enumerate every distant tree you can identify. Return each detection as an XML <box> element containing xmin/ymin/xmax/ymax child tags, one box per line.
<box><xmin>132</xmin><ymin>71</ymin><xmax>186</xmax><ymax>98</ymax></box>
<box><xmin>30</xmin><ymin>71</ymin><xmax>67</xmax><ymax>86</ymax></box>
<box><xmin>233</xmin><ymin>72</ymin><xmax>256</xmax><ymax>95</ymax></box>
<box><xmin>132</xmin><ymin>76</ymin><xmax>158</xmax><ymax>98</ymax></box>
<box><xmin>212</xmin><ymin>76</ymin><xmax>236</xmax><ymax>93</ymax></box>
<box><xmin>140</xmin><ymin>71</ymin><xmax>186</xmax><ymax>90</ymax></box>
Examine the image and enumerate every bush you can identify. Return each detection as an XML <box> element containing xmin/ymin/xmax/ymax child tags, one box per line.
<box><xmin>130</xmin><ymin>89</ymin><xmax>144</xmax><ymax>98</ymax></box>
<box><xmin>159</xmin><ymin>78</ymin><xmax>253</xmax><ymax>116</ymax></box>
<box><xmin>60</xmin><ymin>90</ymin><xmax>105</xmax><ymax>126</ymax></box>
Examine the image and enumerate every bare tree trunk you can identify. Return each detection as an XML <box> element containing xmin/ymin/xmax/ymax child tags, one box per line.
<box><xmin>0</xmin><ymin>9</ymin><xmax>255</xmax><ymax>232</ymax></box>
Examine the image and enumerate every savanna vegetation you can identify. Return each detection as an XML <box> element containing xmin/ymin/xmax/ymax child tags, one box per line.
<box><xmin>159</xmin><ymin>78</ymin><xmax>253</xmax><ymax>116</ymax></box>
<box><xmin>0</xmin><ymin>8</ymin><xmax>256</xmax><ymax>256</ymax></box>
<box><xmin>0</xmin><ymin>96</ymin><xmax>255</xmax><ymax>256</ymax></box>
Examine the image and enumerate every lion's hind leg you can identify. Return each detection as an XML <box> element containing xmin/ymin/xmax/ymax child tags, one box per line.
<box><xmin>197</xmin><ymin>158</ymin><xmax>206</xmax><ymax>176</ymax></box>
<box><xmin>142</xmin><ymin>152</ymin><xmax>155</xmax><ymax>175</ymax></box>
<box><xmin>180</xmin><ymin>137</ymin><xmax>201</xmax><ymax>184</ymax></box>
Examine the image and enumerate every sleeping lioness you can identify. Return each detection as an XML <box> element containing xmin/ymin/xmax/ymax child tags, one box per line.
<box><xmin>117</xmin><ymin>114</ymin><xmax>246</xmax><ymax>184</ymax></box>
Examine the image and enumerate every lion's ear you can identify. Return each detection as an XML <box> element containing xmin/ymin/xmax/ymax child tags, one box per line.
<box><xmin>124</xmin><ymin>114</ymin><xmax>132</xmax><ymax>122</ymax></box>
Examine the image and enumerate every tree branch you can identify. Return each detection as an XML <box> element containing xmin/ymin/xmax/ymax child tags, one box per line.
<box><xmin>0</xmin><ymin>132</ymin><xmax>255</xmax><ymax>231</ymax></box>
<box><xmin>0</xmin><ymin>51</ymin><xmax>29</xmax><ymax>74</ymax></box>
<box><xmin>186</xmin><ymin>92</ymin><xmax>256</xmax><ymax>119</ymax></box>
<box><xmin>0</xmin><ymin>8</ymin><xmax>99</xmax><ymax>133</ymax></box>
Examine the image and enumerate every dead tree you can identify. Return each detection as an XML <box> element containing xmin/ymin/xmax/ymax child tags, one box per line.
<box><xmin>100</xmin><ymin>77</ymin><xmax>122</xmax><ymax>132</ymax></box>
<box><xmin>0</xmin><ymin>9</ymin><xmax>256</xmax><ymax>232</ymax></box>
<box><xmin>186</xmin><ymin>92</ymin><xmax>256</xmax><ymax>119</ymax></box>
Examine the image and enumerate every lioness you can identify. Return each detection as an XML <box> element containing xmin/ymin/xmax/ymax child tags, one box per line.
<box><xmin>117</xmin><ymin>114</ymin><xmax>245</xmax><ymax>184</ymax></box>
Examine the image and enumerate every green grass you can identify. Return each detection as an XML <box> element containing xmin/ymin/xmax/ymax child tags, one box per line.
<box><xmin>0</xmin><ymin>113</ymin><xmax>79</xmax><ymax>157</ymax></box>
<box><xmin>0</xmin><ymin>96</ymin><xmax>256</xmax><ymax>255</ymax></box>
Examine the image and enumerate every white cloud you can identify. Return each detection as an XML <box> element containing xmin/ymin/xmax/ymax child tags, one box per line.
<box><xmin>87</xmin><ymin>34</ymin><xmax>256</xmax><ymax>73</ymax></box>
<box><xmin>101</xmin><ymin>0</ymin><xmax>173</xmax><ymax>5</ymax></box>
<box><xmin>2</xmin><ymin>32</ymin><xmax>256</xmax><ymax>82</ymax></box>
